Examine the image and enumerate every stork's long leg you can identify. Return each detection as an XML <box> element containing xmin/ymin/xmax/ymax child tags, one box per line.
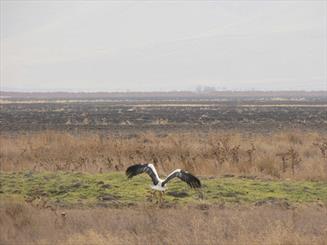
<box><xmin>154</xmin><ymin>190</ymin><xmax>158</xmax><ymax>204</ymax></box>
<box><xmin>151</xmin><ymin>190</ymin><xmax>156</xmax><ymax>203</ymax></box>
<box><xmin>159</xmin><ymin>191</ymin><xmax>163</xmax><ymax>205</ymax></box>
<box><xmin>156</xmin><ymin>191</ymin><xmax>160</xmax><ymax>204</ymax></box>
<box><xmin>151</xmin><ymin>190</ymin><xmax>155</xmax><ymax>200</ymax></box>
<box><xmin>149</xmin><ymin>190</ymin><xmax>163</xmax><ymax>206</ymax></box>
<box><xmin>147</xmin><ymin>189</ymin><xmax>155</xmax><ymax>203</ymax></box>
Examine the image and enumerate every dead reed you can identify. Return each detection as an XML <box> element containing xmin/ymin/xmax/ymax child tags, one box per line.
<box><xmin>1</xmin><ymin>199</ymin><xmax>326</xmax><ymax>245</ymax></box>
<box><xmin>0</xmin><ymin>130</ymin><xmax>326</xmax><ymax>180</ymax></box>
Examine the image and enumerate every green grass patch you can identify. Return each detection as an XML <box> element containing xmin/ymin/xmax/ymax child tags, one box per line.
<box><xmin>1</xmin><ymin>171</ymin><xmax>326</xmax><ymax>207</ymax></box>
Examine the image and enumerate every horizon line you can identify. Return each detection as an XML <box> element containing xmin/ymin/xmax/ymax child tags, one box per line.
<box><xmin>1</xmin><ymin>89</ymin><xmax>327</xmax><ymax>93</ymax></box>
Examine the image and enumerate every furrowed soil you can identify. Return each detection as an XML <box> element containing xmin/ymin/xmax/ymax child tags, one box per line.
<box><xmin>1</xmin><ymin>93</ymin><xmax>326</xmax><ymax>133</ymax></box>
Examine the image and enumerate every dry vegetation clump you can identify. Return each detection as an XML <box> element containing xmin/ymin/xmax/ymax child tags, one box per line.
<box><xmin>1</xmin><ymin>200</ymin><xmax>326</xmax><ymax>245</ymax></box>
<box><xmin>0</xmin><ymin>130</ymin><xmax>326</xmax><ymax>180</ymax></box>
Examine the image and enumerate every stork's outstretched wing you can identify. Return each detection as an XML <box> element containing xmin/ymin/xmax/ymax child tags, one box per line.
<box><xmin>162</xmin><ymin>169</ymin><xmax>201</xmax><ymax>188</ymax></box>
<box><xmin>126</xmin><ymin>163</ymin><xmax>160</xmax><ymax>185</ymax></box>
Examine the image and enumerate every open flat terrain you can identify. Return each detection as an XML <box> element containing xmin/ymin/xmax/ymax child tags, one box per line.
<box><xmin>1</xmin><ymin>92</ymin><xmax>327</xmax><ymax>244</ymax></box>
<box><xmin>1</xmin><ymin>91</ymin><xmax>326</xmax><ymax>133</ymax></box>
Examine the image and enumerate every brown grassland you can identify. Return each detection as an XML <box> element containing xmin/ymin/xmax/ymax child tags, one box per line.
<box><xmin>1</xmin><ymin>199</ymin><xmax>327</xmax><ymax>245</ymax></box>
<box><xmin>1</xmin><ymin>130</ymin><xmax>326</xmax><ymax>180</ymax></box>
<box><xmin>1</xmin><ymin>130</ymin><xmax>327</xmax><ymax>244</ymax></box>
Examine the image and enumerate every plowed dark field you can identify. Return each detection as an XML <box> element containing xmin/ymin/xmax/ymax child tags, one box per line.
<box><xmin>1</xmin><ymin>98</ymin><xmax>326</xmax><ymax>133</ymax></box>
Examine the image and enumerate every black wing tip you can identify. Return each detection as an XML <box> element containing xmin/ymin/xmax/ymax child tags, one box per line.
<box><xmin>125</xmin><ymin>164</ymin><xmax>141</xmax><ymax>178</ymax></box>
<box><xmin>181</xmin><ymin>170</ymin><xmax>202</xmax><ymax>189</ymax></box>
<box><xmin>190</xmin><ymin>178</ymin><xmax>202</xmax><ymax>189</ymax></box>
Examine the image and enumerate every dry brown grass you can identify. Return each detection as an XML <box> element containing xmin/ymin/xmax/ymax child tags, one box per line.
<box><xmin>1</xmin><ymin>130</ymin><xmax>327</xmax><ymax>180</ymax></box>
<box><xmin>1</xmin><ymin>199</ymin><xmax>327</xmax><ymax>245</ymax></box>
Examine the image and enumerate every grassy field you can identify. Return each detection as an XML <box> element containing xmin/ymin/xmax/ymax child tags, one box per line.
<box><xmin>1</xmin><ymin>171</ymin><xmax>327</xmax><ymax>207</ymax></box>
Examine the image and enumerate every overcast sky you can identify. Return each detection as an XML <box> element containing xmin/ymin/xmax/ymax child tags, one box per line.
<box><xmin>1</xmin><ymin>0</ymin><xmax>326</xmax><ymax>92</ymax></box>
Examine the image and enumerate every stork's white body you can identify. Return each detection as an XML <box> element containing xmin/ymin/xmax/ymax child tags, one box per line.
<box><xmin>147</xmin><ymin>164</ymin><xmax>181</xmax><ymax>191</ymax></box>
<box><xmin>151</xmin><ymin>182</ymin><xmax>166</xmax><ymax>191</ymax></box>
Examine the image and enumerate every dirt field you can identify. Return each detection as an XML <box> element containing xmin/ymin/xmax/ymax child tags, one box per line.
<box><xmin>1</xmin><ymin>91</ymin><xmax>326</xmax><ymax>133</ymax></box>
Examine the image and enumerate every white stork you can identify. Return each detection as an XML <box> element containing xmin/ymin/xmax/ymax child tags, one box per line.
<box><xmin>126</xmin><ymin>163</ymin><xmax>201</xmax><ymax>203</ymax></box>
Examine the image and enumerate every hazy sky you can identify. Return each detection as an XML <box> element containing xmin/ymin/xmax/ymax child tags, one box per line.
<box><xmin>1</xmin><ymin>0</ymin><xmax>326</xmax><ymax>92</ymax></box>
